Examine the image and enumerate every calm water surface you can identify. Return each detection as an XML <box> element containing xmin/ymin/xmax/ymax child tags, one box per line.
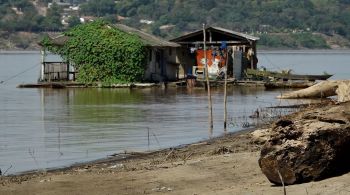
<box><xmin>0</xmin><ymin>50</ymin><xmax>349</xmax><ymax>174</ymax></box>
<box><xmin>259</xmin><ymin>50</ymin><xmax>350</xmax><ymax>79</ymax></box>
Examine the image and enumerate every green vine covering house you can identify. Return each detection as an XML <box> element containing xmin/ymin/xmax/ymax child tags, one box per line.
<box><xmin>40</xmin><ymin>20</ymin><xmax>180</xmax><ymax>85</ymax></box>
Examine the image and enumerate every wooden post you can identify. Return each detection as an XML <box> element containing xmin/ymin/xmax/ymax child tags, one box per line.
<box><xmin>40</xmin><ymin>49</ymin><xmax>46</xmax><ymax>82</ymax></box>
<box><xmin>253</xmin><ymin>41</ymin><xmax>257</xmax><ymax>69</ymax></box>
<box><xmin>203</xmin><ymin>24</ymin><xmax>213</xmax><ymax>136</ymax></box>
<box><xmin>250</xmin><ymin>43</ymin><xmax>254</xmax><ymax>69</ymax></box>
<box><xmin>249</xmin><ymin>41</ymin><xmax>255</xmax><ymax>69</ymax></box>
<box><xmin>209</xmin><ymin>30</ymin><xmax>212</xmax><ymax>42</ymax></box>
<box><xmin>224</xmin><ymin>49</ymin><xmax>229</xmax><ymax>132</ymax></box>
<box><xmin>67</xmin><ymin>61</ymin><xmax>69</xmax><ymax>81</ymax></box>
<box><xmin>250</xmin><ymin>53</ymin><xmax>254</xmax><ymax>69</ymax></box>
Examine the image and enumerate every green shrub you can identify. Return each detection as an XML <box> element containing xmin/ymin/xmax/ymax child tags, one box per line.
<box><xmin>291</xmin><ymin>33</ymin><xmax>329</xmax><ymax>49</ymax></box>
<box><xmin>257</xmin><ymin>33</ymin><xmax>329</xmax><ymax>49</ymax></box>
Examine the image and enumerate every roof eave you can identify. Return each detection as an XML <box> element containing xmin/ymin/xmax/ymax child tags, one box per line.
<box><xmin>114</xmin><ymin>24</ymin><xmax>180</xmax><ymax>48</ymax></box>
<box><xmin>170</xmin><ymin>26</ymin><xmax>260</xmax><ymax>43</ymax></box>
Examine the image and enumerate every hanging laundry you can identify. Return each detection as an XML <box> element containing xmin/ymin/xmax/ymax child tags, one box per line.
<box><xmin>190</xmin><ymin>47</ymin><xmax>197</xmax><ymax>53</ymax></box>
<box><xmin>220</xmin><ymin>41</ymin><xmax>227</xmax><ymax>50</ymax></box>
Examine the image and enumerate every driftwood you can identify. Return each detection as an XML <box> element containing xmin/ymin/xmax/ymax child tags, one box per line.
<box><xmin>277</xmin><ymin>80</ymin><xmax>350</xmax><ymax>102</ymax></box>
<box><xmin>259</xmin><ymin>102</ymin><xmax>350</xmax><ymax>185</ymax></box>
<box><xmin>336</xmin><ymin>82</ymin><xmax>350</xmax><ymax>102</ymax></box>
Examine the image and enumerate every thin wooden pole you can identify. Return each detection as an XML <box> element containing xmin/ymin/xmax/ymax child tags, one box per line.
<box><xmin>147</xmin><ymin>127</ymin><xmax>150</xmax><ymax>151</ymax></box>
<box><xmin>203</xmin><ymin>24</ymin><xmax>213</xmax><ymax>136</ymax></box>
<box><xmin>224</xmin><ymin>49</ymin><xmax>229</xmax><ymax>132</ymax></box>
<box><xmin>40</xmin><ymin>49</ymin><xmax>46</xmax><ymax>81</ymax></box>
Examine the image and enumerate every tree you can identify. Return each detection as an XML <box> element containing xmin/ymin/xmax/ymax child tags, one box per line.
<box><xmin>199</xmin><ymin>0</ymin><xmax>216</xmax><ymax>10</ymax></box>
<box><xmin>68</xmin><ymin>16</ymin><xmax>81</xmax><ymax>28</ymax></box>
<box><xmin>38</xmin><ymin>0</ymin><xmax>52</xmax><ymax>6</ymax></box>
<box><xmin>80</xmin><ymin>0</ymin><xmax>116</xmax><ymax>17</ymax></box>
<box><xmin>43</xmin><ymin>2</ymin><xmax>63</xmax><ymax>31</ymax></box>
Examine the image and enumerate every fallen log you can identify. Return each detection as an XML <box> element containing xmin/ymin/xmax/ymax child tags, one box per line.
<box><xmin>259</xmin><ymin>102</ymin><xmax>350</xmax><ymax>185</ymax></box>
<box><xmin>336</xmin><ymin>82</ymin><xmax>350</xmax><ymax>102</ymax></box>
<box><xmin>277</xmin><ymin>80</ymin><xmax>350</xmax><ymax>102</ymax></box>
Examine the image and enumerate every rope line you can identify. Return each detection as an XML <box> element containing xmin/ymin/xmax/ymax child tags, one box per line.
<box><xmin>260</xmin><ymin>53</ymin><xmax>282</xmax><ymax>71</ymax></box>
<box><xmin>0</xmin><ymin>63</ymin><xmax>40</xmax><ymax>84</ymax></box>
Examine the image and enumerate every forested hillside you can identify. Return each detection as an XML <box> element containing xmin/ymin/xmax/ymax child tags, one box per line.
<box><xmin>1</xmin><ymin>0</ymin><xmax>350</xmax><ymax>49</ymax></box>
<box><xmin>0</xmin><ymin>0</ymin><xmax>62</xmax><ymax>32</ymax></box>
<box><xmin>117</xmin><ymin>0</ymin><xmax>350</xmax><ymax>48</ymax></box>
<box><xmin>117</xmin><ymin>0</ymin><xmax>350</xmax><ymax>36</ymax></box>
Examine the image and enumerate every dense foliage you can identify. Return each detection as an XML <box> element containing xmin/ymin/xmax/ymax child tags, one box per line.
<box><xmin>1</xmin><ymin>0</ymin><xmax>350</xmax><ymax>49</ymax></box>
<box><xmin>258</xmin><ymin>33</ymin><xmax>330</xmax><ymax>49</ymax></box>
<box><xmin>43</xmin><ymin>21</ymin><xmax>146</xmax><ymax>84</ymax></box>
<box><xmin>0</xmin><ymin>0</ymin><xmax>63</xmax><ymax>32</ymax></box>
<box><xmin>80</xmin><ymin>0</ymin><xmax>116</xmax><ymax>17</ymax></box>
<box><xmin>116</xmin><ymin>0</ymin><xmax>350</xmax><ymax>40</ymax></box>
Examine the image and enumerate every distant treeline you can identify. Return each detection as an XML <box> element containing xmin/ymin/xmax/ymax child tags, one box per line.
<box><xmin>0</xmin><ymin>0</ymin><xmax>63</xmax><ymax>32</ymax></box>
<box><xmin>1</xmin><ymin>0</ymin><xmax>350</xmax><ymax>49</ymax></box>
<box><xmin>116</xmin><ymin>0</ymin><xmax>350</xmax><ymax>39</ymax></box>
<box><xmin>257</xmin><ymin>33</ymin><xmax>331</xmax><ymax>49</ymax></box>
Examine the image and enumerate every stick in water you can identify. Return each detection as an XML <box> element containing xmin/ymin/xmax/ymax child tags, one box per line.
<box><xmin>3</xmin><ymin>165</ymin><xmax>13</xmax><ymax>176</ymax></box>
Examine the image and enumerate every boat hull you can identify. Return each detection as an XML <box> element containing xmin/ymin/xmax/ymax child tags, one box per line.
<box><xmin>245</xmin><ymin>69</ymin><xmax>333</xmax><ymax>81</ymax></box>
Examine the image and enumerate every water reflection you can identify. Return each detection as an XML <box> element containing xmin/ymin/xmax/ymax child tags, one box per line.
<box><xmin>27</xmin><ymin>87</ymin><xmax>282</xmax><ymax>174</ymax></box>
<box><xmin>0</xmin><ymin>83</ymin><xmax>318</xmax><ymax>174</ymax></box>
<box><xmin>2</xmin><ymin>50</ymin><xmax>350</xmax><ymax>174</ymax></box>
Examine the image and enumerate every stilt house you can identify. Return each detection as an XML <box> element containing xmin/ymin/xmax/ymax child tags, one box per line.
<box><xmin>170</xmin><ymin>26</ymin><xmax>259</xmax><ymax>80</ymax></box>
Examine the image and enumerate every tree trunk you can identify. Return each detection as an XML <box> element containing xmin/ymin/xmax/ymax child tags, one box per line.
<box><xmin>278</xmin><ymin>80</ymin><xmax>350</xmax><ymax>102</ymax></box>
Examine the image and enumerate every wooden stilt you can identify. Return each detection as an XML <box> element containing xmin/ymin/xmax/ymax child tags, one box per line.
<box><xmin>224</xmin><ymin>49</ymin><xmax>229</xmax><ymax>132</ymax></box>
<box><xmin>203</xmin><ymin>24</ymin><xmax>213</xmax><ymax>137</ymax></box>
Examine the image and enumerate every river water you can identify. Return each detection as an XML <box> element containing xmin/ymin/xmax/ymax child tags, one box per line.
<box><xmin>0</xmin><ymin>50</ymin><xmax>349</xmax><ymax>175</ymax></box>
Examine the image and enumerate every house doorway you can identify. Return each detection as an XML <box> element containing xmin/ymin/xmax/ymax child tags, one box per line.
<box><xmin>156</xmin><ymin>50</ymin><xmax>166</xmax><ymax>81</ymax></box>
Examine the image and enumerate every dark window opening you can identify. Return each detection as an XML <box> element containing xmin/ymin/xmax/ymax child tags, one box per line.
<box><xmin>149</xmin><ymin>50</ymin><xmax>153</xmax><ymax>62</ymax></box>
<box><xmin>156</xmin><ymin>52</ymin><xmax>161</xmax><ymax>68</ymax></box>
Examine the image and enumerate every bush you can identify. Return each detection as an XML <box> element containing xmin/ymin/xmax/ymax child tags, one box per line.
<box><xmin>257</xmin><ymin>33</ymin><xmax>329</xmax><ymax>49</ymax></box>
<box><xmin>291</xmin><ymin>33</ymin><xmax>330</xmax><ymax>49</ymax></box>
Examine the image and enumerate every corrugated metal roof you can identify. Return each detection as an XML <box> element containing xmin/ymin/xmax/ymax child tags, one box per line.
<box><xmin>211</xmin><ymin>27</ymin><xmax>259</xmax><ymax>41</ymax></box>
<box><xmin>37</xmin><ymin>34</ymin><xmax>68</xmax><ymax>46</ymax></box>
<box><xmin>48</xmin><ymin>35</ymin><xmax>69</xmax><ymax>46</ymax></box>
<box><xmin>40</xmin><ymin>24</ymin><xmax>180</xmax><ymax>48</ymax></box>
<box><xmin>114</xmin><ymin>24</ymin><xmax>180</xmax><ymax>47</ymax></box>
<box><xmin>170</xmin><ymin>26</ymin><xmax>259</xmax><ymax>42</ymax></box>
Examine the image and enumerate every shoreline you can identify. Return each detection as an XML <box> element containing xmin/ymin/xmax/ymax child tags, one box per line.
<box><xmin>2</xmin><ymin>49</ymin><xmax>350</xmax><ymax>54</ymax></box>
<box><xmin>258</xmin><ymin>49</ymin><xmax>350</xmax><ymax>54</ymax></box>
<box><xmin>0</xmin><ymin>127</ymin><xmax>271</xmax><ymax>195</ymax></box>
<box><xmin>2</xmin><ymin>122</ymin><xmax>350</xmax><ymax>195</ymax></box>
<box><xmin>5</xmin><ymin>128</ymin><xmax>257</xmax><ymax>177</ymax></box>
<box><xmin>0</xmin><ymin>50</ymin><xmax>40</xmax><ymax>54</ymax></box>
<box><xmin>2</xmin><ymin>100</ymin><xmax>350</xmax><ymax>195</ymax></box>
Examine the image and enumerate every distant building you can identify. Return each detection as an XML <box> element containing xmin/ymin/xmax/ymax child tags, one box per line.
<box><xmin>79</xmin><ymin>16</ymin><xmax>95</xmax><ymax>23</ymax></box>
<box><xmin>140</xmin><ymin>19</ymin><xmax>154</xmax><ymax>25</ymax></box>
<box><xmin>159</xmin><ymin>24</ymin><xmax>176</xmax><ymax>30</ymax></box>
<box><xmin>48</xmin><ymin>2</ymin><xmax>71</xmax><ymax>9</ymax></box>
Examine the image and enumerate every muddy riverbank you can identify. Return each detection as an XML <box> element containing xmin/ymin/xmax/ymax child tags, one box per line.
<box><xmin>1</xmin><ymin>116</ymin><xmax>350</xmax><ymax>194</ymax></box>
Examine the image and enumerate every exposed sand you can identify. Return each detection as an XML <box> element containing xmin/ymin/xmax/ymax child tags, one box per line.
<box><xmin>1</xmin><ymin>129</ymin><xmax>350</xmax><ymax>195</ymax></box>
